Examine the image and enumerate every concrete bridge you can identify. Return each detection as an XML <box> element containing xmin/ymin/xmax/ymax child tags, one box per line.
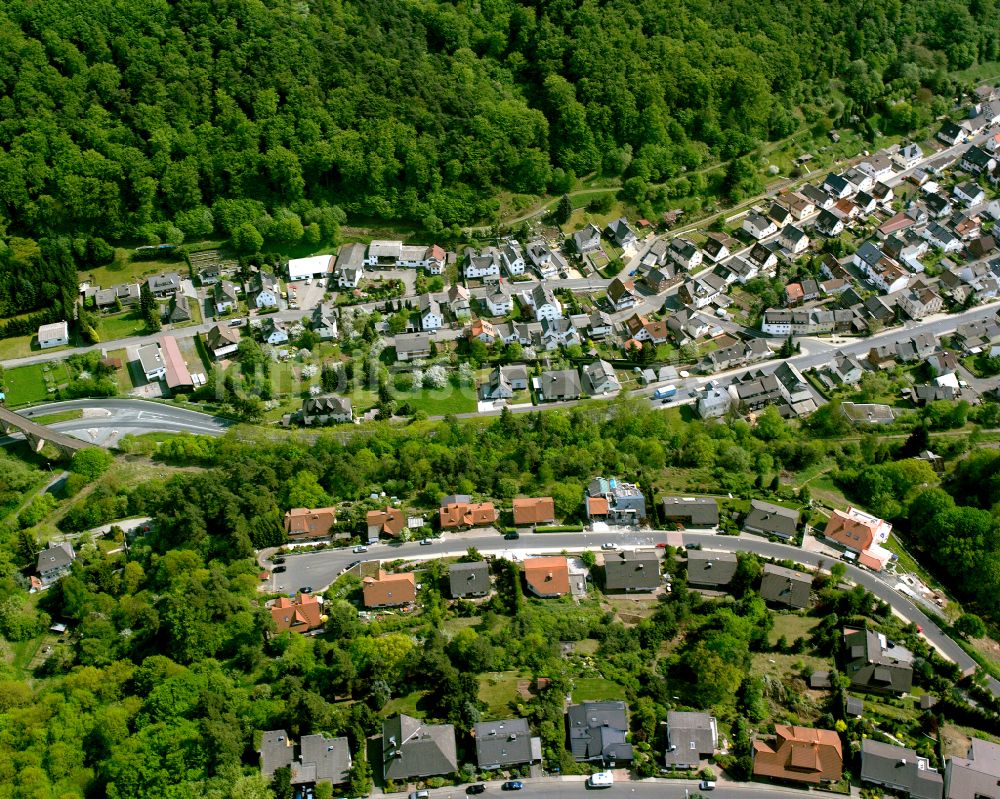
<box><xmin>0</xmin><ymin>406</ymin><xmax>94</xmax><ymax>458</ymax></box>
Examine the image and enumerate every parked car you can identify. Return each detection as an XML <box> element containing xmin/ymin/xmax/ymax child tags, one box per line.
<box><xmin>419</xmin><ymin>539</ymin><xmax>432</xmax><ymax>546</ymax></box>
<box><xmin>272</xmin><ymin>565</ymin><xmax>286</xmax><ymax>573</ymax></box>
<box><xmin>501</xmin><ymin>783</ymin><xmax>523</xmax><ymax>792</ymax></box>
<box><xmin>409</xmin><ymin>792</ymin><xmax>429</xmax><ymax>799</ymax></box>
<box><xmin>273</xmin><ymin>556</ymin><xmax>286</xmax><ymax>564</ymax></box>
<box><xmin>299</xmin><ymin>586</ymin><xmax>313</xmax><ymax>594</ymax></box>
<box><xmin>353</xmin><ymin>545</ymin><xmax>368</xmax><ymax>553</ymax></box>
<box><xmin>466</xmin><ymin>786</ymin><xmax>486</xmax><ymax>795</ymax></box>
<box><xmin>504</xmin><ymin>532</ymin><xmax>519</xmax><ymax>540</ymax></box>
<box><xmin>601</xmin><ymin>542</ymin><xmax>618</xmax><ymax>550</ymax></box>
<box><xmin>699</xmin><ymin>781</ymin><xmax>715</xmax><ymax>791</ymax></box>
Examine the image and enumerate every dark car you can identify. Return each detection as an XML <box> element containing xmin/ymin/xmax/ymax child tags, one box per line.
<box><xmin>299</xmin><ymin>586</ymin><xmax>313</xmax><ymax>594</ymax></box>
<box><xmin>273</xmin><ymin>556</ymin><xmax>286</xmax><ymax>564</ymax></box>
<box><xmin>501</xmin><ymin>782</ymin><xmax>523</xmax><ymax>791</ymax></box>
<box><xmin>504</xmin><ymin>532</ymin><xmax>519</xmax><ymax>540</ymax></box>
<box><xmin>467</xmin><ymin>785</ymin><xmax>486</xmax><ymax>795</ymax></box>
<box><xmin>272</xmin><ymin>565</ymin><xmax>286</xmax><ymax>573</ymax></box>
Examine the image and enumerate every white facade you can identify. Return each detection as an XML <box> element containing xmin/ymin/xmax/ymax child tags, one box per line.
<box><xmin>37</xmin><ymin>321</ymin><xmax>69</xmax><ymax>349</ymax></box>
<box><xmin>500</xmin><ymin>242</ymin><xmax>526</xmax><ymax>276</ymax></box>
<box><xmin>287</xmin><ymin>254</ymin><xmax>334</xmax><ymax>281</ymax></box>
<box><xmin>137</xmin><ymin>343</ymin><xmax>167</xmax><ymax>381</ymax></box>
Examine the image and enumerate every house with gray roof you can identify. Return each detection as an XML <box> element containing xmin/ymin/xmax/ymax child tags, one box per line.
<box><xmin>36</xmin><ymin>542</ymin><xmax>75</xmax><ymax>586</ymax></box>
<box><xmin>743</xmin><ymin>500</ymin><xmax>800</xmax><ymax>540</ymax></box>
<box><xmin>686</xmin><ymin>550</ymin><xmax>738</xmax><ymax>589</ymax></box>
<box><xmin>395</xmin><ymin>332</ymin><xmax>433</xmax><ymax>361</ymax></box>
<box><xmin>582</xmin><ymin>359</ymin><xmax>620</xmax><ymax>395</ymax></box>
<box><xmin>572</xmin><ymin>224</ymin><xmax>602</xmax><ymax>255</ymax></box>
<box><xmin>534</xmin><ymin>368</ymin><xmax>582</xmax><ymax>402</ymax></box>
<box><xmin>567</xmin><ymin>701</ymin><xmax>633</xmax><ymax>763</ymax></box>
<box><xmin>661</xmin><ymin>497</ymin><xmax>719</xmax><ymax>528</ymax></box>
<box><xmin>759</xmin><ymin>563</ymin><xmax>812</xmax><ymax>609</ymax></box>
<box><xmin>260</xmin><ymin>730</ymin><xmax>352</xmax><ymax>788</ymax></box>
<box><xmin>946</xmin><ymin>738</ymin><xmax>1000</xmax><ymax>799</ymax></box>
<box><xmin>382</xmin><ymin>714</ymin><xmax>458</xmax><ymax>780</ymax></box>
<box><xmin>448</xmin><ymin>561</ymin><xmax>491</xmax><ymax>599</ymax></box>
<box><xmin>663</xmin><ymin>711</ymin><xmax>718</xmax><ymax>769</ymax></box>
<box><xmin>603</xmin><ymin>550</ymin><xmax>661</xmax><ymax>593</ymax></box>
<box><xmin>862</xmin><ymin>739</ymin><xmax>942</xmax><ymax>799</ymax></box>
<box><xmin>605</xmin><ymin>218</ymin><xmax>638</xmax><ymax>249</ymax></box>
<box><xmin>474</xmin><ymin>718</ymin><xmax>542</xmax><ymax>770</ymax></box>
<box><xmin>843</xmin><ymin>628</ymin><xmax>913</xmax><ymax>694</ymax></box>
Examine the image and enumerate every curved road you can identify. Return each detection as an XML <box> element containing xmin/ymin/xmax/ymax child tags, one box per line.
<box><xmin>268</xmin><ymin>527</ymin><xmax>997</xmax><ymax>697</ymax></box>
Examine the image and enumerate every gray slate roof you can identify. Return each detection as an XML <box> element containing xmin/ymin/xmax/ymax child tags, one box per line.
<box><xmin>448</xmin><ymin>561</ymin><xmax>491</xmax><ymax>598</ymax></box>
<box><xmin>603</xmin><ymin>550</ymin><xmax>661</xmax><ymax>592</ymax></box>
<box><xmin>861</xmin><ymin>739</ymin><xmax>942</xmax><ymax>799</ymax></box>
<box><xmin>474</xmin><ymin>718</ymin><xmax>541</xmax><ymax>768</ymax></box>
<box><xmin>566</xmin><ymin>701</ymin><xmax>633</xmax><ymax>762</ymax></box>
<box><xmin>663</xmin><ymin>711</ymin><xmax>718</xmax><ymax>768</ymax></box>
<box><xmin>382</xmin><ymin>714</ymin><xmax>458</xmax><ymax>780</ymax></box>
<box><xmin>743</xmin><ymin>500</ymin><xmax>800</xmax><ymax>539</ymax></box>
<box><xmin>295</xmin><ymin>734</ymin><xmax>352</xmax><ymax>786</ymax></box>
<box><xmin>947</xmin><ymin>738</ymin><xmax>1000</xmax><ymax>799</ymax></box>
<box><xmin>260</xmin><ymin>729</ymin><xmax>295</xmax><ymax>777</ymax></box>
<box><xmin>36</xmin><ymin>542</ymin><xmax>74</xmax><ymax>575</ymax></box>
<box><xmin>759</xmin><ymin>563</ymin><xmax>812</xmax><ymax>609</ymax></box>
<box><xmin>686</xmin><ymin>550</ymin><xmax>738</xmax><ymax>588</ymax></box>
<box><xmin>661</xmin><ymin>496</ymin><xmax>719</xmax><ymax>527</ymax></box>
<box><xmin>844</xmin><ymin>628</ymin><xmax>913</xmax><ymax>694</ymax></box>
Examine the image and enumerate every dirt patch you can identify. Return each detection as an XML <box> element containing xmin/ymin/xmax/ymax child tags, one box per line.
<box><xmin>941</xmin><ymin>724</ymin><xmax>973</xmax><ymax>758</ymax></box>
<box><xmin>970</xmin><ymin>635</ymin><xmax>1000</xmax><ymax>672</ymax></box>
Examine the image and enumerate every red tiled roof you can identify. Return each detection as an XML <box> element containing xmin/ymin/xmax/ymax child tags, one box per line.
<box><xmin>362</xmin><ymin>570</ymin><xmax>416</xmax><ymax>607</ymax></box>
<box><xmin>588</xmin><ymin>496</ymin><xmax>609</xmax><ymax>516</ymax></box>
<box><xmin>752</xmin><ymin>725</ymin><xmax>842</xmax><ymax>784</ymax></box>
<box><xmin>512</xmin><ymin>497</ymin><xmax>556</xmax><ymax>525</ymax></box>
<box><xmin>523</xmin><ymin>557</ymin><xmax>570</xmax><ymax>597</ymax></box>
<box><xmin>439</xmin><ymin>502</ymin><xmax>498</xmax><ymax>529</ymax></box>
<box><xmin>284</xmin><ymin>507</ymin><xmax>337</xmax><ymax>538</ymax></box>
<box><xmin>270</xmin><ymin>594</ymin><xmax>323</xmax><ymax>634</ymax></box>
<box><xmin>367</xmin><ymin>507</ymin><xmax>406</xmax><ymax>537</ymax></box>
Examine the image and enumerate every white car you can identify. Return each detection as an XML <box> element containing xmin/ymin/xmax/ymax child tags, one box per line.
<box><xmin>353</xmin><ymin>545</ymin><xmax>368</xmax><ymax>553</ymax></box>
<box><xmin>601</xmin><ymin>542</ymin><xmax>618</xmax><ymax>550</ymax></box>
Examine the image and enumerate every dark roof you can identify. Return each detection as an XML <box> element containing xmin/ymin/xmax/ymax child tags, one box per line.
<box><xmin>604</xmin><ymin>550</ymin><xmax>661</xmax><ymax>592</ymax></box>
<box><xmin>759</xmin><ymin>563</ymin><xmax>812</xmax><ymax>609</ymax></box>
<box><xmin>382</xmin><ymin>714</ymin><xmax>458</xmax><ymax>780</ymax></box>
<box><xmin>843</xmin><ymin>629</ymin><xmax>914</xmax><ymax>694</ymax></box>
<box><xmin>686</xmin><ymin>549</ymin><xmax>738</xmax><ymax>588</ymax></box>
<box><xmin>473</xmin><ymin>719</ymin><xmax>540</xmax><ymax>769</ymax></box>
<box><xmin>861</xmin><ymin>739</ymin><xmax>943</xmax><ymax>799</ymax></box>
<box><xmin>260</xmin><ymin>730</ymin><xmax>295</xmax><ymax>777</ymax></box>
<box><xmin>663</xmin><ymin>711</ymin><xmax>717</xmax><ymax>767</ymax></box>
<box><xmin>36</xmin><ymin>542</ymin><xmax>74</xmax><ymax>575</ymax></box>
<box><xmin>295</xmin><ymin>734</ymin><xmax>352</xmax><ymax>786</ymax></box>
<box><xmin>567</xmin><ymin>701</ymin><xmax>633</xmax><ymax>762</ymax></box>
<box><xmin>661</xmin><ymin>496</ymin><xmax>719</xmax><ymax>527</ymax></box>
<box><xmin>743</xmin><ymin>500</ymin><xmax>800</xmax><ymax>538</ymax></box>
<box><xmin>448</xmin><ymin>561</ymin><xmax>491</xmax><ymax>598</ymax></box>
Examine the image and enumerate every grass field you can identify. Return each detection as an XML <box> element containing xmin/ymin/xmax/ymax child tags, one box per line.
<box><xmin>32</xmin><ymin>409</ymin><xmax>84</xmax><ymax>425</ymax></box>
<box><xmin>571</xmin><ymin>677</ymin><xmax>626</xmax><ymax>702</ymax></box>
<box><xmin>96</xmin><ymin>311</ymin><xmax>147</xmax><ymax>341</ymax></box>
<box><xmin>768</xmin><ymin>614</ymin><xmax>819</xmax><ymax>647</ymax></box>
<box><xmin>478</xmin><ymin>671</ymin><xmax>523</xmax><ymax>717</ymax></box>
<box><xmin>82</xmin><ymin>254</ymin><xmax>186</xmax><ymax>289</ymax></box>
<box><xmin>383</xmin><ymin>689</ymin><xmax>427</xmax><ymax>718</ymax></box>
<box><xmin>105</xmin><ymin>348</ymin><xmax>135</xmax><ymax>393</ymax></box>
<box><xmin>0</xmin><ymin>333</ymin><xmax>38</xmax><ymax>360</ymax></box>
<box><xmin>2</xmin><ymin>362</ymin><xmax>72</xmax><ymax>406</ymax></box>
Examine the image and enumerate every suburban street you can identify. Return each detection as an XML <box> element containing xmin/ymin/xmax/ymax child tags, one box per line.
<box><xmin>266</xmin><ymin>525</ymin><xmax>991</xmax><ymax>694</ymax></box>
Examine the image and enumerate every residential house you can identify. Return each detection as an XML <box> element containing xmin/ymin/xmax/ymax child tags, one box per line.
<box><xmin>823</xmin><ymin>173</ymin><xmax>854</xmax><ymax>199</ymax></box>
<box><xmin>801</xmin><ymin>183</ymin><xmax>835</xmax><ymax>210</ymax></box>
<box><xmin>822</xmin><ymin>352</ymin><xmax>864</xmax><ymax>386</ymax></box>
<box><xmin>382</xmin><ymin>714</ymin><xmax>458</xmax><ymax>780</ymax></box>
<box><xmin>768</xmin><ymin>201</ymin><xmax>792</xmax><ymax>227</ymax></box>
<box><xmin>395</xmin><ymin>332</ymin><xmax>433</xmax><ymax>361</ymax></box>
<box><xmin>643</xmin><ymin>266</ymin><xmax>675</xmax><ymax>293</ymax></box>
<box><xmin>512</xmin><ymin>497</ymin><xmax>556</xmax><ymax>527</ymax></box>
<box><xmin>252</xmin><ymin>272</ymin><xmax>280</xmax><ymax>308</ymax></box>
<box><xmin>500</xmin><ymin>241</ymin><xmax>526</xmax><ymax>276</ymax></box>
<box><xmin>787</xmin><ymin>192</ymin><xmax>816</xmax><ymax>220</ymax></box>
<box><xmin>526</xmin><ymin>283</ymin><xmax>562</xmax><ymax>321</ymax></box>
<box><xmin>288</xmin><ymin>253</ymin><xmax>335</xmax><ymax>281</ymax></box>
<box><xmin>624</xmin><ymin>313</ymin><xmax>670</xmax><ymax>345</ymax></box>
<box><xmin>743</xmin><ymin>212</ymin><xmax>778</xmax><ymax>240</ymax></box>
<box><xmin>843</xmin><ymin>628</ymin><xmax>914</xmax><ymax>694</ymax></box>
<box><xmin>284</xmin><ymin>507</ymin><xmax>338</xmax><ymax>541</ymax></box>
<box><xmin>94</xmin><ymin>282</ymin><xmax>142</xmax><ymax>309</ymax></box>
<box><xmin>961</xmin><ymin>145</ymin><xmax>996</xmax><ymax>175</ymax></box>
<box><xmin>785</xmin><ymin>283</ymin><xmax>805</xmax><ymax>306</ymax></box>
<box><xmin>898</xmin><ymin>287</ymin><xmax>943</xmax><ymax>320</ymax></box>
<box><xmin>603</xmin><ymin>550</ymin><xmax>661</xmax><ymax>593</ymax></box>
<box><xmin>523</xmin><ymin>556</ymin><xmax>571</xmax><ymax>597</ymax></box>
<box><xmin>702</xmin><ymin>233</ymin><xmax>733</xmax><ymax>262</ymax></box>
<box><xmin>214</xmin><ymin>281</ymin><xmax>239</xmax><ymax>314</ymax></box>
<box><xmin>447</xmin><ymin>284</ymin><xmax>472</xmax><ymax>319</ymax></box>
<box><xmin>724</xmin><ymin>256</ymin><xmax>759</xmax><ymax>284</ymax></box>
<box><xmin>363</xmin><ymin>570</ymin><xmax>417</xmax><ymax>608</ymax></box>
<box><xmin>669</xmin><ymin>238</ymin><xmax>703</xmax><ymax>271</ymax></box>
<box><xmin>854</xmin><ymin>191</ymin><xmax>878</xmax><ymax>215</ymax></box>
<box><xmin>696</xmin><ymin>381</ymin><xmax>733</xmax><ymax>419</ymax></box>
<box><xmin>334</xmin><ymin>243</ymin><xmax>366</xmax><ymax>288</ymax></box>
<box><xmin>747</xmin><ymin>242</ymin><xmax>778</xmax><ymax>272</ymax></box>
<box><xmin>534</xmin><ymin>368</ymin><xmax>582</xmax><ymax>402</ymax></box>
<box><xmin>585</xmin><ymin>477</ymin><xmax>646</xmax><ymax>525</ymax></box>
<box><xmin>605</xmin><ymin>218</ymin><xmax>638</xmax><ymax>249</ymax></box>
<box><xmin>571</xmin><ymin>224</ymin><xmax>603</xmax><ymax>255</ymax></box>
<box><xmin>679</xmin><ymin>272</ymin><xmax>727</xmax><ymax>309</ymax></box>
<box><xmin>262</xmin><ymin>317</ymin><xmax>288</xmax><ymax>345</ymax></box>
<box><xmin>759</xmin><ymin>564</ymin><xmax>812</xmax><ymax>610</ymax></box>
<box><xmin>607</xmin><ymin>277</ymin><xmax>638</xmax><ymax>311</ymax></box>
<box><xmin>824</xmin><ymin>507</ymin><xmax>893</xmax><ymax>571</ymax></box>
<box><xmin>729</xmin><ymin>363</ymin><xmax>815</xmax><ymax>416</ymax></box>
<box><xmin>205</xmin><ymin>322</ymin><xmax>240</xmax><ymax>359</ymax></box>
<box><xmin>667</xmin><ymin>308</ymin><xmax>710</xmax><ymax>345</ymax></box>
<box><xmin>845</xmin><ymin>167</ymin><xmax>875</xmax><ymax>193</ymax></box>
<box><xmin>944</xmin><ymin>737</ymin><xmax>1000</xmax><ymax>799</ymax></box>
<box><xmin>147</xmin><ymin>272</ymin><xmax>181</xmax><ymax>298</ymax></box>
<box><xmin>367</xmin><ymin>507</ymin><xmax>406</xmax><ymax>539</ymax></box>
<box><xmin>37</xmin><ymin>321</ymin><xmax>69</xmax><ymax>349</ymax></box>
<box><xmin>439</xmin><ymin>499</ymin><xmax>499</xmax><ymax>530</ymax></box>
<box><xmin>878</xmin><ymin>211</ymin><xmax>916</xmax><ymax>238</ymax></box>
<box><xmin>449</xmin><ymin>561</ymin><xmax>491</xmax><ymax>599</ymax></box>
<box><xmin>858</xmin><ymin>153</ymin><xmax>895</xmax><ymax>181</ymax></box>
<box><xmin>585</xmin><ymin>310</ymin><xmax>612</xmax><ymax>338</ymax></box>
<box><xmin>816</xmin><ymin>209</ymin><xmax>845</xmax><ymax>237</ymax></box>
<box><xmin>925</xmin><ymin>192</ymin><xmax>953</xmax><ymax>218</ymax></box>
<box><xmin>928</xmin><ymin>350</ymin><xmax>961</xmax><ymax>376</ymax></box>
<box><xmin>35</xmin><ymin>543</ymin><xmax>75</xmax><ymax>586</ymax></box>
<box><xmin>854</xmin><ymin>241</ymin><xmax>885</xmax><ymax>271</ymax></box>
<box><xmin>260</xmin><ymin>730</ymin><xmax>352</xmax><ymax>789</ymax></box>
<box><xmin>474</xmin><ymin>719</ymin><xmax>541</xmax><ymax>770</ymax></box>
<box><xmin>137</xmin><ymin>343</ymin><xmax>167</xmax><ymax>381</ymax></box>
<box><xmin>566</xmin><ymin>701</ymin><xmax>633</xmax><ymax>763</ymax></box>
<box><xmin>752</xmin><ymin>725</ymin><xmax>843</xmax><ymax>785</ymax></box>
<box><xmin>582</xmin><ymin>360</ymin><xmax>621</xmax><ymax>395</ymax></box>
<box><xmin>540</xmin><ymin>317</ymin><xmax>581</xmax><ymax>350</ymax></box>
<box><xmin>270</xmin><ymin>594</ymin><xmax>323</xmax><ymax>635</ymax></box>
<box><xmin>300</xmin><ymin>395</ymin><xmax>353</xmax><ymax>425</ymax></box>
<box><xmin>896</xmin><ymin>333</ymin><xmax>937</xmax><ymax>362</ymax></box>
<box><xmin>743</xmin><ymin>500</ymin><xmax>800</xmax><ymax>540</ymax></box>
<box><xmin>525</xmin><ymin>240</ymin><xmax>560</xmax><ymax>279</ymax></box>
<box><xmin>663</xmin><ymin>711</ymin><xmax>719</xmax><ymax>769</ymax></box>
<box><xmin>485</xmin><ymin>283</ymin><xmax>513</xmax><ymax>316</ymax></box>
<box><xmin>419</xmin><ymin>294</ymin><xmax>444</xmax><ymax>331</ymax></box>
<box><xmin>780</xmin><ymin>225</ymin><xmax>810</xmax><ymax>255</ymax></box>
<box><xmin>464</xmin><ymin>247</ymin><xmax>501</xmax><ymax>279</ymax></box>
<box><xmin>661</xmin><ymin>496</ymin><xmax>719</xmax><ymax>528</ymax></box>
<box><xmin>686</xmin><ymin>550</ymin><xmax>738</xmax><ymax>589</ymax></box>
<box><xmin>165</xmin><ymin>294</ymin><xmax>192</xmax><ymax>324</ymax></box>
<box><xmin>861</xmin><ymin>740</ymin><xmax>943</xmax><ymax>799</ymax></box>
<box><xmin>896</xmin><ymin>143</ymin><xmax>924</xmax><ymax>168</ymax></box>
<box><xmin>481</xmin><ymin>364</ymin><xmax>529</xmax><ymax>401</ymax></box>
<box><xmin>954</xmin><ymin>181</ymin><xmax>986</xmax><ymax>206</ymax></box>
<box><xmin>312</xmin><ymin>304</ymin><xmax>338</xmax><ymax>341</ymax></box>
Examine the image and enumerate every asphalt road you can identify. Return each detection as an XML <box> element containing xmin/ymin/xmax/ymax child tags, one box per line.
<box><xmin>385</xmin><ymin>778</ymin><xmax>816</xmax><ymax>799</ymax></box>
<box><xmin>270</xmin><ymin>526</ymin><xmax>994</xmax><ymax>697</ymax></box>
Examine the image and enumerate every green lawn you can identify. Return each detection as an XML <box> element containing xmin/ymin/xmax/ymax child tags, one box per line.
<box><xmin>0</xmin><ymin>333</ymin><xmax>38</xmax><ymax>360</ymax></box>
<box><xmin>768</xmin><ymin>614</ymin><xmax>819</xmax><ymax>647</ymax></box>
<box><xmin>105</xmin><ymin>348</ymin><xmax>135</xmax><ymax>393</ymax></box>
<box><xmin>82</xmin><ymin>254</ymin><xmax>185</xmax><ymax>289</ymax></box>
<box><xmin>401</xmin><ymin>388</ymin><xmax>477</xmax><ymax>415</ymax></box>
<box><xmin>32</xmin><ymin>409</ymin><xmax>83</xmax><ymax>425</ymax></box>
<box><xmin>383</xmin><ymin>690</ymin><xmax>427</xmax><ymax>718</ymax></box>
<box><xmin>96</xmin><ymin>311</ymin><xmax>147</xmax><ymax>342</ymax></box>
<box><xmin>571</xmin><ymin>677</ymin><xmax>626</xmax><ymax>702</ymax></box>
<box><xmin>478</xmin><ymin>671</ymin><xmax>524</xmax><ymax>717</ymax></box>
<box><xmin>2</xmin><ymin>362</ymin><xmax>72</xmax><ymax>406</ymax></box>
